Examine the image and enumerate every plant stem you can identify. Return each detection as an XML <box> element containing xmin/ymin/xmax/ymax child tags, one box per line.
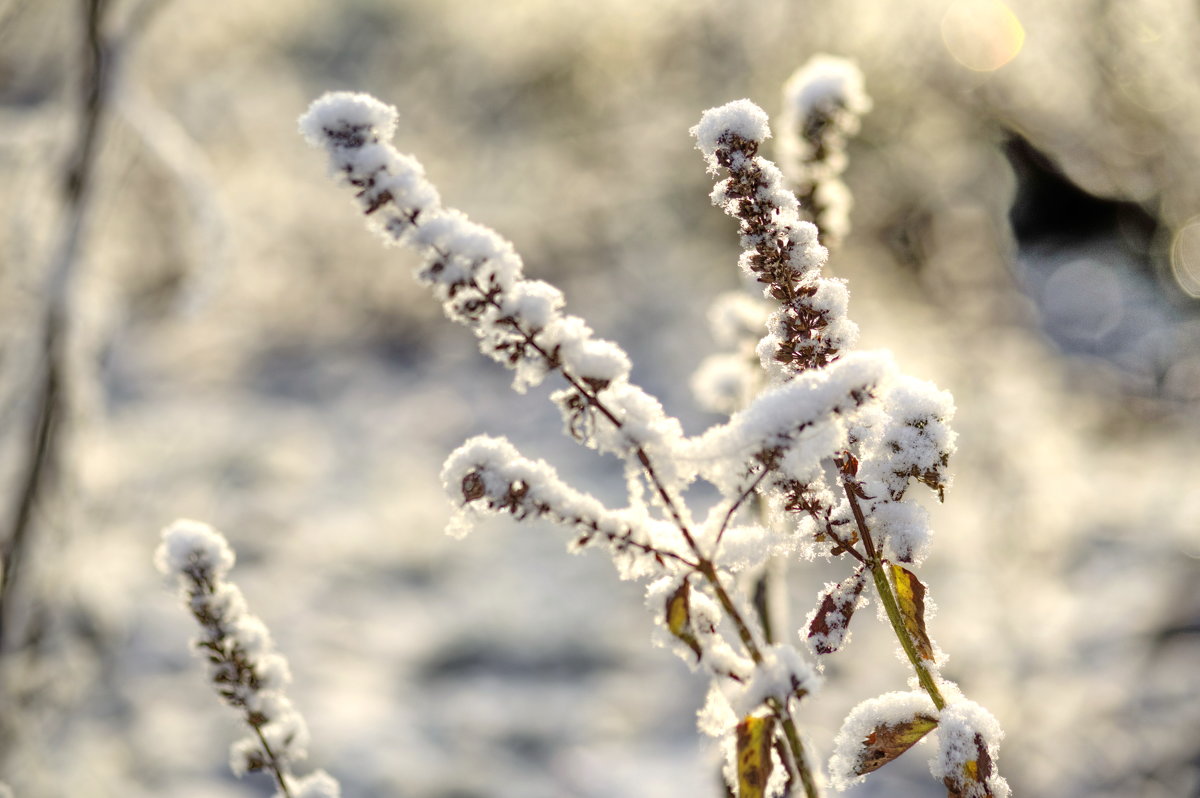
<box><xmin>772</xmin><ymin>700</ymin><xmax>821</xmax><ymax>798</ymax></box>
<box><xmin>699</xmin><ymin>560</ymin><xmax>763</xmax><ymax>665</ymax></box>
<box><xmin>714</xmin><ymin>467</ymin><xmax>770</xmax><ymax>551</ymax></box>
<box><xmin>442</xmin><ymin>188</ymin><xmax>823</xmax><ymax>798</ymax></box>
<box><xmin>704</xmin><ymin>561</ymin><xmax>822</xmax><ymax>797</ymax></box>
<box><xmin>843</xmin><ymin>482</ymin><xmax>947</xmax><ymax>710</ymax></box>
<box><xmin>253</xmin><ymin>727</ymin><xmax>294</xmax><ymax>798</ymax></box>
<box><xmin>0</xmin><ymin>0</ymin><xmax>113</xmax><ymax>654</ymax></box>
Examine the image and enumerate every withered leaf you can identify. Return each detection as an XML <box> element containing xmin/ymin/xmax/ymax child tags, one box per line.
<box><xmin>807</xmin><ymin>567</ymin><xmax>867</xmax><ymax>655</ymax></box>
<box><xmin>665</xmin><ymin>580</ymin><xmax>702</xmax><ymax>661</ymax></box>
<box><xmin>854</xmin><ymin>714</ymin><xmax>938</xmax><ymax>776</ymax></box>
<box><xmin>944</xmin><ymin>732</ymin><xmax>996</xmax><ymax>798</ymax></box>
<box><xmin>890</xmin><ymin>563</ymin><xmax>934</xmax><ymax>662</ymax></box>
<box><xmin>461</xmin><ymin>471</ymin><xmax>486</xmax><ymax>502</ymax></box>
<box><xmin>736</xmin><ymin>713</ymin><xmax>776</xmax><ymax>798</ymax></box>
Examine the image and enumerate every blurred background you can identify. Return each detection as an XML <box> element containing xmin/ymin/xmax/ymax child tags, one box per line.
<box><xmin>2</xmin><ymin>0</ymin><xmax>1199</xmax><ymax>796</ymax></box>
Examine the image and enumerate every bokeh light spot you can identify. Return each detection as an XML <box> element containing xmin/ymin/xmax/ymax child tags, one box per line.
<box><xmin>1170</xmin><ymin>218</ymin><xmax>1200</xmax><ymax>298</ymax></box>
<box><xmin>1040</xmin><ymin>259</ymin><xmax>1125</xmax><ymax>343</ymax></box>
<box><xmin>941</xmin><ymin>0</ymin><xmax>1026</xmax><ymax>72</ymax></box>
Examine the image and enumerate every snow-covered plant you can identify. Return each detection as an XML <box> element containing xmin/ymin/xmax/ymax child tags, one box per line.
<box><xmin>777</xmin><ymin>55</ymin><xmax>872</xmax><ymax>248</ymax></box>
<box><xmin>155</xmin><ymin>520</ymin><xmax>340</xmax><ymax>798</ymax></box>
<box><xmin>693</xmin><ymin>97</ymin><xmax>1007</xmax><ymax>798</ymax></box>
<box><xmin>299</xmin><ymin>80</ymin><xmax>1006</xmax><ymax>797</ymax></box>
<box><xmin>694</xmin><ymin>55</ymin><xmax>869</xmax><ymax>422</ymax></box>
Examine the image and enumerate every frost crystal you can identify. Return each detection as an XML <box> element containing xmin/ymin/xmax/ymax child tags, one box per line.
<box><xmin>299</xmin><ymin>92</ymin><xmax>398</xmax><ymax>150</ymax></box>
<box><xmin>734</xmin><ymin>643</ymin><xmax>822</xmax><ymax>717</ymax></box>
<box><xmin>443</xmin><ymin>435</ymin><xmax>678</xmax><ymax>580</ymax></box>
<box><xmin>290</xmin><ymin>770</ymin><xmax>342</xmax><ymax>798</ymax></box>
<box><xmin>783</xmin><ymin>55</ymin><xmax>872</xmax><ymax>122</ymax></box>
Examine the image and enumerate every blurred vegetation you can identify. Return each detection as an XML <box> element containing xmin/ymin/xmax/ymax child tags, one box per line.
<box><xmin>1</xmin><ymin>1</ymin><xmax>1199</xmax><ymax>797</ymax></box>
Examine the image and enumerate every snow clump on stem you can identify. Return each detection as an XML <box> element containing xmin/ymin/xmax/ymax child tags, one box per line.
<box><xmin>156</xmin><ymin>520</ymin><xmax>340</xmax><ymax>798</ymax></box>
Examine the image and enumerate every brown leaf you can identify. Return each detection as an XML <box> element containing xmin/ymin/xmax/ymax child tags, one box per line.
<box><xmin>944</xmin><ymin>733</ymin><xmax>996</xmax><ymax>798</ymax></box>
<box><xmin>807</xmin><ymin>567</ymin><xmax>867</xmax><ymax>654</ymax></box>
<box><xmin>461</xmin><ymin>471</ymin><xmax>486</xmax><ymax>502</ymax></box>
<box><xmin>854</xmin><ymin>714</ymin><xmax>938</xmax><ymax>776</ymax></box>
<box><xmin>890</xmin><ymin>563</ymin><xmax>935</xmax><ymax>661</ymax></box>
<box><xmin>736</xmin><ymin>714</ymin><xmax>776</xmax><ymax>798</ymax></box>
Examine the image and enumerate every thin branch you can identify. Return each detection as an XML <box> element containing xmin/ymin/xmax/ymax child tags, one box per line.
<box><xmin>0</xmin><ymin>0</ymin><xmax>113</xmax><ymax>653</ymax></box>
<box><xmin>773</xmin><ymin>699</ymin><xmax>821</xmax><ymax>798</ymax></box>
<box><xmin>253</xmin><ymin>727</ymin><xmax>294</xmax><ymax>798</ymax></box>
<box><xmin>713</xmin><ymin>466</ymin><xmax>771</xmax><ymax>553</ymax></box>
<box><xmin>823</xmin><ymin>525</ymin><xmax>868</xmax><ymax>566</ymax></box>
<box><xmin>575</xmin><ymin>519</ymin><xmax>701</xmax><ymax>570</ymax></box>
<box><xmin>475</xmin><ymin>279</ymin><xmax>703</xmax><ymax>554</ymax></box>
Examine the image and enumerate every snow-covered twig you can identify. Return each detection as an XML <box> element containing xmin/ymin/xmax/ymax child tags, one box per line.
<box><xmin>156</xmin><ymin>520</ymin><xmax>340</xmax><ymax>798</ymax></box>
<box><xmin>693</xmin><ymin>99</ymin><xmax>858</xmax><ymax>380</ymax></box>
<box><xmin>777</xmin><ymin>55</ymin><xmax>872</xmax><ymax>248</ymax></box>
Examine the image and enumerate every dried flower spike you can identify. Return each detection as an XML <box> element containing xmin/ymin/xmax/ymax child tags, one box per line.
<box><xmin>777</xmin><ymin>55</ymin><xmax>873</xmax><ymax>247</ymax></box>
<box><xmin>156</xmin><ymin>519</ymin><xmax>340</xmax><ymax>798</ymax></box>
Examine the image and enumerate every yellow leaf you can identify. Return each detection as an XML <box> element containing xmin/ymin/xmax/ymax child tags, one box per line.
<box><xmin>736</xmin><ymin>714</ymin><xmax>776</xmax><ymax>798</ymax></box>
<box><xmin>854</xmin><ymin>714</ymin><xmax>938</xmax><ymax>775</ymax></box>
<box><xmin>666</xmin><ymin>580</ymin><xmax>702</xmax><ymax>661</ymax></box>
<box><xmin>890</xmin><ymin>563</ymin><xmax>934</xmax><ymax>661</ymax></box>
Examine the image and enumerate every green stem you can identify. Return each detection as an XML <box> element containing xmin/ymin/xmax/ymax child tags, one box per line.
<box><xmin>771</xmin><ymin>699</ymin><xmax>821</xmax><ymax>798</ymax></box>
<box><xmin>702</xmin><ymin>563</ymin><xmax>822</xmax><ymax>796</ymax></box>
<box><xmin>752</xmin><ymin>568</ymin><xmax>774</xmax><ymax>645</ymax></box>
<box><xmin>868</xmin><ymin>563</ymin><xmax>946</xmax><ymax>710</ymax></box>
<box><xmin>844</xmin><ymin>482</ymin><xmax>946</xmax><ymax>710</ymax></box>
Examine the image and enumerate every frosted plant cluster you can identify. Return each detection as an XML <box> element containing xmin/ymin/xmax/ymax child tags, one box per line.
<box><xmin>155</xmin><ymin>520</ymin><xmax>340</xmax><ymax>798</ymax></box>
<box><xmin>776</xmin><ymin>55</ymin><xmax>873</xmax><ymax>247</ymax></box>
<box><xmin>295</xmin><ymin>76</ymin><xmax>1008</xmax><ymax>798</ymax></box>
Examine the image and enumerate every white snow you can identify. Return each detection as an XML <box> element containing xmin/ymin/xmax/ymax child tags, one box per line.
<box><xmin>691</xmin><ymin>99</ymin><xmax>773</xmax><ymax>160</ymax></box>
<box><xmin>931</xmin><ymin>700</ymin><xmax>1010</xmax><ymax>798</ymax></box>
<box><xmin>155</xmin><ymin>519</ymin><xmax>236</xmax><ymax>579</ymax></box>
<box><xmin>782</xmin><ymin>55</ymin><xmax>872</xmax><ymax>120</ymax></box>
<box><xmin>298</xmin><ymin>92</ymin><xmax>399</xmax><ymax>149</ymax></box>
<box><xmin>829</xmin><ymin>690</ymin><xmax>938</xmax><ymax>790</ymax></box>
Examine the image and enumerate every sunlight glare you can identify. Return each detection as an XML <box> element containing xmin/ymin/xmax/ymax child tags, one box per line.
<box><xmin>941</xmin><ymin>0</ymin><xmax>1026</xmax><ymax>72</ymax></box>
